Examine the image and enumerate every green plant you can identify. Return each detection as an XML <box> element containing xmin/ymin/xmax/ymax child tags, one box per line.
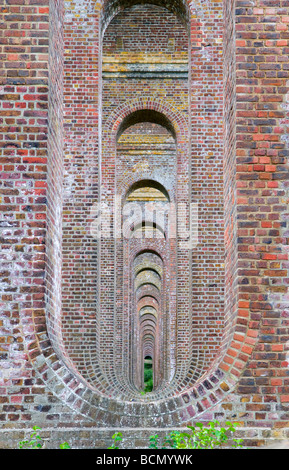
<box><xmin>148</xmin><ymin>434</ymin><xmax>159</xmax><ymax>449</ymax></box>
<box><xmin>148</xmin><ymin>421</ymin><xmax>243</xmax><ymax>449</ymax></box>
<box><xmin>162</xmin><ymin>431</ymin><xmax>185</xmax><ymax>449</ymax></box>
<box><xmin>143</xmin><ymin>361</ymin><xmax>153</xmax><ymax>393</ymax></box>
<box><xmin>110</xmin><ymin>420</ymin><xmax>243</xmax><ymax>450</ymax></box>
<box><xmin>18</xmin><ymin>426</ymin><xmax>44</xmax><ymax>449</ymax></box>
<box><xmin>144</xmin><ymin>378</ymin><xmax>153</xmax><ymax>393</ymax></box>
<box><xmin>59</xmin><ymin>442</ymin><xmax>71</xmax><ymax>449</ymax></box>
<box><xmin>18</xmin><ymin>426</ymin><xmax>71</xmax><ymax>449</ymax></box>
<box><xmin>144</xmin><ymin>368</ymin><xmax>152</xmax><ymax>383</ymax></box>
<box><xmin>108</xmin><ymin>432</ymin><xmax>123</xmax><ymax>449</ymax></box>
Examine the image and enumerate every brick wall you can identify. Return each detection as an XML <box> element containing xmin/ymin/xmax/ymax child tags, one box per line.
<box><xmin>233</xmin><ymin>0</ymin><xmax>289</xmax><ymax>424</ymax></box>
<box><xmin>0</xmin><ymin>0</ymin><xmax>50</xmax><ymax>424</ymax></box>
<box><xmin>1</xmin><ymin>0</ymin><xmax>289</xmax><ymax>449</ymax></box>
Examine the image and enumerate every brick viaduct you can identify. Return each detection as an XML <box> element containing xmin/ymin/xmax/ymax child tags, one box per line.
<box><xmin>1</xmin><ymin>0</ymin><xmax>289</xmax><ymax>448</ymax></box>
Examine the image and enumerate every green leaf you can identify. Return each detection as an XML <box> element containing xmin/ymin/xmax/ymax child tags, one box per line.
<box><xmin>60</xmin><ymin>442</ymin><xmax>71</xmax><ymax>449</ymax></box>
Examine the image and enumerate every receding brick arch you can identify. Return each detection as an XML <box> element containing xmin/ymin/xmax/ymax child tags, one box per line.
<box><xmin>106</xmin><ymin>97</ymin><xmax>189</xmax><ymax>142</ymax></box>
<box><xmin>140</xmin><ymin>312</ymin><xmax>158</xmax><ymax>323</ymax></box>
<box><xmin>99</xmin><ymin>95</ymin><xmax>190</xmax><ymax>396</ymax></box>
<box><xmin>101</xmin><ymin>0</ymin><xmax>191</xmax><ymax>34</ymax></box>
<box><xmin>137</xmin><ymin>267</ymin><xmax>161</xmax><ymax>279</ymax></box>
<box><xmin>123</xmin><ymin>179</ymin><xmax>171</xmax><ymax>241</ymax></box>
<box><xmin>138</xmin><ymin>296</ymin><xmax>160</xmax><ymax>310</ymax></box>
<box><xmin>125</xmin><ymin>178</ymin><xmax>171</xmax><ymax>202</ymax></box>
<box><xmin>125</xmin><ymin>221</ymin><xmax>166</xmax><ymax>241</ymax></box>
<box><xmin>135</xmin><ymin>271</ymin><xmax>162</xmax><ymax>291</ymax></box>
<box><xmin>132</xmin><ymin>247</ymin><xmax>164</xmax><ymax>390</ymax></box>
<box><xmin>40</xmin><ymin>0</ymin><xmax>258</xmax><ymax>430</ymax></box>
<box><xmin>116</xmin><ymin>110</ymin><xmax>177</xmax><ymax>142</ymax></box>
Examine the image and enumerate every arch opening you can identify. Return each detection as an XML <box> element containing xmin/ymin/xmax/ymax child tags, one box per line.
<box><xmin>125</xmin><ymin>179</ymin><xmax>170</xmax><ymax>203</ymax></box>
<box><xmin>101</xmin><ymin>0</ymin><xmax>191</xmax><ymax>35</ymax></box>
<box><xmin>98</xmin><ymin>0</ymin><xmax>191</xmax><ymax>398</ymax></box>
<box><xmin>143</xmin><ymin>355</ymin><xmax>153</xmax><ymax>393</ymax></box>
<box><xmin>116</xmin><ymin>110</ymin><xmax>177</xmax><ymax>142</ymax></box>
<box><xmin>43</xmin><ymin>0</ymin><xmax>240</xmax><ymax>427</ymax></box>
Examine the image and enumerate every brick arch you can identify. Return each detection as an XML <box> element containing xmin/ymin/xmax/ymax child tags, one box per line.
<box><xmin>135</xmin><ymin>270</ymin><xmax>162</xmax><ymax>291</ymax></box>
<box><xmin>110</xmin><ymin>101</ymin><xmax>188</xmax><ymax>390</ymax></box>
<box><xmin>127</xmin><ymin>221</ymin><xmax>166</xmax><ymax>241</ymax></box>
<box><xmin>140</xmin><ymin>313</ymin><xmax>158</xmax><ymax>323</ymax></box>
<box><xmin>31</xmin><ymin>0</ymin><xmax>259</xmax><ymax>428</ymax></box>
<box><xmin>105</xmin><ymin>97</ymin><xmax>189</xmax><ymax>145</ymax></box>
<box><xmin>101</xmin><ymin>0</ymin><xmax>191</xmax><ymax>34</ymax></box>
<box><xmin>23</xmin><ymin>237</ymin><xmax>258</xmax><ymax>418</ymax></box>
<box><xmin>131</xmin><ymin>243</ymin><xmax>167</xmax><ymax>390</ymax></box>
<box><xmin>125</xmin><ymin>178</ymin><xmax>171</xmax><ymax>201</ymax></box>
<box><xmin>117</xmin><ymin>109</ymin><xmax>177</xmax><ymax>141</ymax></box>
<box><xmin>120</xmin><ymin>179</ymin><xmax>174</xmax><ymax>214</ymax></box>
<box><xmin>138</xmin><ymin>297</ymin><xmax>160</xmax><ymax>314</ymax></box>
<box><xmin>133</xmin><ymin>248</ymin><xmax>164</xmax><ymax>263</ymax></box>
<box><xmin>122</xmin><ymin>178</ymin><xmax>172</xmax><ymax>241</ymax></box>
<box><xmin>136</xmin><ymin>266</ymin><xmax>162</xmax><ymax>279</ymax></box>
<box><xmin>99</xmin><ymin>0</ymin><xmax>214</xmax><ymax>36</ymax></box>
<box><xmin>136</xmin><ymin>284</ymin><xmax>160</xmax><ymax>300</ymax></box>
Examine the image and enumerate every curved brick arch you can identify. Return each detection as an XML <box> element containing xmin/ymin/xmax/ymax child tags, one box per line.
<box><xmin>25</xmin><ymin>184</ymin><xmax>259</xmax><ymax>409</ymax></box>
<box><xmin>104</xmin><ymin>99</ymin><xmax>187</xmax><ymax>367</ymax></box>
<box><xmin>30</xmin><ymin>0</ymin><xmax>258</xmax><ymax>429</ymax></box>
<box><xmin>120</xmin><ymin>177</ymin><xmax>175</xmax><ymax>212</ymax></box>
<box><xmin>136</xmin><ymin>284</ymin><xmax>160</xmax><ymax>299</ymax></box>
<box><xmin>101</xmin><ymin>0</ymin><xmax>190</xmax><ymax>34</ymax></box>
<box><xmin>136</xmin><ymin>266</ymin><xmax>162</xmax><ymax>279</ymax></box>
<box><xmin>129</xmin><ymin>222</ymin><xmax>166</xmax><ymax>240</ymax></box>
<box><xmin>122</xmin><ymin>180</ymin><xmax>171</xmax><ymax>241</ymax></box>
<box><xmin>140</xmin><ymin>314</ymin><xmax>158</xmax><ymax>325</ymax></box>
<box><xmin>135</xmin><ymin>271</ymin><xmax>162</xmax><ymax>291</ymax></box>
<box><xmin>105</xmin><ymin>97</ymin><xmax>189</xmax><ymax>144</ymax></box>
<box><xmin>134</xmin><ymin>248</ymin><xmax>164</xmax><ymax>263</ymax></box>
<box><xmin>99</xmin><ymin>0</ymin><xmax>213</xmax><ymax>35</ymax></box>
<box><xmin>138</xmin><ymin>296</ymin><xmax>160</xmax><ymax>310</ymax></box>
<box><xmin>125</xmin><ymin>178</ymin><xmax>171</xmax><ymax>201</ymax></box>
<box><xmin>22</xmin><ymin>297</ymin><xmax>258</xmax><ymax>421</ymax></box>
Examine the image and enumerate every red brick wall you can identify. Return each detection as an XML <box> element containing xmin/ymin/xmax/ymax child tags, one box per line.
<box><xmin>234</xmin><ymin>0</ymin><xmax>289</xmax><ymax>421</ymax></box>
<box><xmin>1</xmin><ymin>0</ymin><xmax>289</xmax><ymax>449</ymax></box>
<box><xmin>0</xmin><ymin>0</ymin><xmax>50</xmax><ymax>424</ymax></box>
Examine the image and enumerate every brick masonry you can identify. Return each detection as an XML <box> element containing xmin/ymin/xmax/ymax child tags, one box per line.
<box><xmin>0</xmin><ymin>0</ymin><xmax>289</xmax><ymax>449</ymax></box>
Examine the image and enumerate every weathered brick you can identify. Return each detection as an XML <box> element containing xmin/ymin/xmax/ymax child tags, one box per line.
<box><xmin>1</xmin><ymin>0</ymin><xmax>289</xmax><ymax>451</ymax></box>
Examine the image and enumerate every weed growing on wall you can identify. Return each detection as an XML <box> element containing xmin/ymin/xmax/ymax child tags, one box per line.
<box><xmin>108</xmin><ymin>432</ymin><xmax>123</xmax><ymax>449</ymax></box>
<box><xmin>17</xmin><ymin>421</ymin><xmax>243</xmax><ymax>449</ymax></box>
<box><xmin>109</xmin><ymin>421</ymin><xmax>243</xmax><ymax>449</ymax></box>
<box><xmin>147</xmin><ymin>421</ymin><xmax>243</xmax><ymax>449</ymax></box>
<box><xmin>18</xmin><ymin>426</ymin><xmax>71</xmax><ymax>449</ymax></box>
